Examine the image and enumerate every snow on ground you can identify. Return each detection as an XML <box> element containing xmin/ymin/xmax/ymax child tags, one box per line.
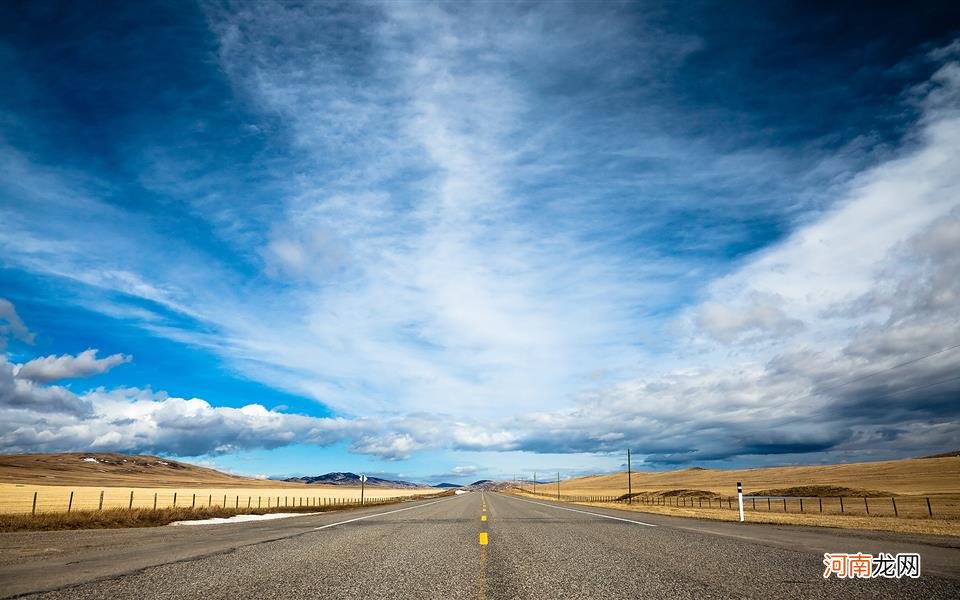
<box><xmin>80</xmin><ymin>457</ymin><xmax>99</xmax><ymax>463</ymax></box>
<box><xmin>170</xmin><ymin>512</ymin><xmax>319</xmax><ymax>526</ymax></box>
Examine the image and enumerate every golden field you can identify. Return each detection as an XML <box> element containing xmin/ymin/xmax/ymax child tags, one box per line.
<box><xmin>0</xmin><ymin>453</ymin><xmax>437</xmax><ymax>515</ymax></box>
<box><xmin>508</xmin><ymin>454</ymin><xmax>960</xmax><ymax>536</ymax></box>
<box><xmin>542</xmin><ymin>455</ymin><xmax>960</xmax><ymax>497</ymax></box>
<box><xmin>0</xmin><ymin>483</ymin><xmax>438</xmax><ymax>514</ymax></box>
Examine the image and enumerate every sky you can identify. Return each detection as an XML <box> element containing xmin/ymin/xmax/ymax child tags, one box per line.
<box><xmin>1</xmin><ymin>1</ymin><xmax>958</xmax><ymax>485</ymax></box>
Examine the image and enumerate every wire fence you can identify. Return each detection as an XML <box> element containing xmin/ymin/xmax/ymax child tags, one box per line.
<box><xmin>0</xmin><ymin>488</ymin><xmax>432</xmax><ymax>516</ymax></box>
<box><xmin>517</xmin><ymin>490</ymin><xmax>960</xmax><ymax>519</ymax></box>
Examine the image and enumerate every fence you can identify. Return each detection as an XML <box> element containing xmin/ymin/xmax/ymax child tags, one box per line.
<box><xmin>0</xmin><ymin>487</ymin><xmax>432</xmax><ymax>516</ymax></box>
<box><xmin>516</xmin><ymin>489</ymin><xmax>959</xmax><ymax>519</ymax></box>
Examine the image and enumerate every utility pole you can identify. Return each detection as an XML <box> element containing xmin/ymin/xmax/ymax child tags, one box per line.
<box><xmin>627</xmin><ymin>448</ymin><xmax>632</xmax><ymax>504</ymax></box>
<box><xmin>557</xmin><ymin>472</ymin><xmax>561</xmax><ymax>501</ymax></box>
<box><xmin>533</xmin><ymin>472</ymin><xmax>537</xmax><ymax>496</ymax></box>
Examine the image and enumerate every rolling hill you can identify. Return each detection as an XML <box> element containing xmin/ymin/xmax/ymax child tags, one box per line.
<box><xmin>533</xmin><ymin>454</ymin><xmax>960</xmax><ymax>498</ymax></box>
<box><xmin>0</xmin><ymin>453</ymin><xmax>315</xmax><ymax>488</ymax></box>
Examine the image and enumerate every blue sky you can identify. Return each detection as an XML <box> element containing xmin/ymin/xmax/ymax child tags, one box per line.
<box><xmin>1</xmin><ymin>1</ymin><xmax>959</xmax><ymax>484</ymax></box>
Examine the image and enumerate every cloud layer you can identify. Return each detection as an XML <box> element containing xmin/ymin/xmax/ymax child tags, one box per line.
<box><xmin>0</xmin><ymin>2</ymin><xmax>957</xmax><ymax>473</ymax></box>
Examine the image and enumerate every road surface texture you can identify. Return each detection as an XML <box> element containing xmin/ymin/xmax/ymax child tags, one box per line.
<box><xmin>1</xmin><ymin>491</ymin><xmax>957</xmax><ymax>598</ymax></box>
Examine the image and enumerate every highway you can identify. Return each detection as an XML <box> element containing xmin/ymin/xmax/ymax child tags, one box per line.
<box><xmin>1</xmin><ymin>491</ymin><xmax>957</xmax><ymax>598</ymax></box>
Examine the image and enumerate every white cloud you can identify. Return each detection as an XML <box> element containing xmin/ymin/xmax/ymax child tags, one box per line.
<box><xmin>15</xmin><ymin>349</ymin><xmax>132</xmax><ymax>383</ymax></box>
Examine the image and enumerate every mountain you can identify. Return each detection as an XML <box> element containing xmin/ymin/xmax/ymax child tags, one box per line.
<box><xmin>283</xmin><ymin>472</ymin><xmax>423</xmax><ymax>488</ymax></box>
<box><xmin>432</xmin><ymin>483</ymin><xmax>462</xmax><ymax>488</ymax></box>
<box><xmin>469</xmin><ymin>479</ymin><xmax>493</xmax><ymax>486</ymax></box>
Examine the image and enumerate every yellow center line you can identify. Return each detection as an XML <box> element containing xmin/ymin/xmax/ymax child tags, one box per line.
<box><xmin>481</xmin><ymin>515</ymin><xmax>487</xmax><ymax>521</ymax></box>
<box><xmin>479</xmin><ymin>531</ymin><xmax>488</xmax><ymax>545</ymax></box>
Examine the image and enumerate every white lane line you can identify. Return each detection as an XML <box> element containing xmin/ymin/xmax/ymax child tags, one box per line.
<box><xmin>508</xmin><ymin>496</ymin><xmax>656</xmax><ymax>527</ymax></box>
<box><xmin>313</xmin><ymin>496</ymin><xmax>458</xmax><ymax>531</ymax></box>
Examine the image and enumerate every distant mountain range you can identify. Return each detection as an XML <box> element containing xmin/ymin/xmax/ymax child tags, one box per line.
<box><xmin>283</xmin><ymin>472</ymin><xmax>423</xmax><ymax>488</ymax></box>
<box><xmin>432</xmin><ymin>482</ymin><xmax>462</xmax><ymax>488</ymax></box>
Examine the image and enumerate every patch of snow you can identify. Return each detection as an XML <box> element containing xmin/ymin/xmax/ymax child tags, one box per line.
<box><xmin>156</xmin><ymin>461</ymin><xmax>169</xmax><ymax>466</ymax></box>
<box><xmin>169</xmin><ymin>512</ymin><xmax>319</xmax><ymax>526</ymax></box>
<box><xmin>455</xmin><ymin>490</ymin><xmax>468</xmax><ymax>495</ymax></box>
<box><xmin>81</xmin><ymin>457</ymin><xmax>99</xmax><ymax>463</ymax></box>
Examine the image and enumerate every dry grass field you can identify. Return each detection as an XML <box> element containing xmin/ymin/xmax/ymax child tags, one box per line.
<box><xmin>541</xmin><ymin>455</ymin><xmax>960</xmax><ymax>498</ymax></box>
<box><xmin>0</xmin><ymin>453</ymin><xmax>437</xmax><ymax>515</ymax></box>
<box><xmin>509</xmin><ymin>454</ymin><xmax>960</xmax><ymax>536</ymax></box>
<box><xmin>0</xmin><ymin>453</ymin><xmax>334</xmax><ymax>487</ymax></box>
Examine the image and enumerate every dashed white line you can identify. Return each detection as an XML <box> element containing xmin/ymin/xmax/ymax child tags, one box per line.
<box><xmin>508</xmin><ymin>495</ymin><xmax>656</xmax><ymax>527</ymax></box>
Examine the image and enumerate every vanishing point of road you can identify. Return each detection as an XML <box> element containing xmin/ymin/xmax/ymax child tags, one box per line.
<box><xmin>1</xmin><ymin>492</ymin><xmax>957</xmax><ymax>599</ymax></box>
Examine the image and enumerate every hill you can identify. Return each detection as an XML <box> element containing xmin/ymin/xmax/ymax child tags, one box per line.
<box><xmin>535</xmin><ymin>455</ymin><xmax>960</xmax><ymax>498</ymax></box>
<box><xmin>432</xmin><ymin>483</ymin><xmax>461</xmax><ymax>488</ymax></box>
<box><xmin>283</xmin><ymin>472</ymin><xmax>422</xmax><ymax>488</ymax></box>
<box><xmin>0</xmin><ymin>453</ymin><xmax>317</xmax><ymax>488</ymax></box>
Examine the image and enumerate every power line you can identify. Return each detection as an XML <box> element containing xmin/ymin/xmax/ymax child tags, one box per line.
<box><xmin>811</xmin><ymin>342</ymin><xmax>960</xmax><ymax>397</ymax></box>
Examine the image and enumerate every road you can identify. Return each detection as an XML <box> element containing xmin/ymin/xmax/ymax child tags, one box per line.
<box><xmin>1</xmin><ymin>491</ymin><xmax>957</xmax><ymax>598</ymax></box>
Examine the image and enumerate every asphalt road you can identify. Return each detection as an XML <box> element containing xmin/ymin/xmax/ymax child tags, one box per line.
<box><xmin>1</xmin><ymin>491</ymin><xmax>957</xmax><ymax>599</ymax></box>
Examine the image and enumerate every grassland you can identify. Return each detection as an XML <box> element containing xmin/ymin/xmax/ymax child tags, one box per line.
<box><xmin>0</xmin><ymin>490</ymin><xmax>453</xmax><ymax>532</ymax></box>
<box><xmin>541</xmin><ymin>455</ymin><xmax>960</xmax><ymax>497</ymax></box>
<box><xmin>0</xmin><ymin>453</ymin><xmax>437</xmax><ymax>516</ymax></box>
<box><xmin>509</xmin><ymin>454</ymin><xmax>960</xmax><ymax>536</ymax></box>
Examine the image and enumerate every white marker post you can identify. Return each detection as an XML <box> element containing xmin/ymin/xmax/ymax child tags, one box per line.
<box><xmin>360</xmin><ymin>474</ymin><xmax>367</xmax><ymax>505</ymax></box>
<box><xmin>737</xmin><ymin>481</ymin><xmax>744</xmax><ymax>522</ymax></box>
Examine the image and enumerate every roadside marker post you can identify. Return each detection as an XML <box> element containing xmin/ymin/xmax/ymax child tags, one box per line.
<box><xmin>360</xmin><ymin>474</ymin><xmax>367</xmax><ymax>505</ymax></box>
<box><xmin>737</xmin><ymin>482</ymin><xmax>744</xmax><ymax>522</ymax></box>
<box><xmin>627</xmin><ymin>448</ymin><xmax>632</xmax><ymax>504</ymax></box>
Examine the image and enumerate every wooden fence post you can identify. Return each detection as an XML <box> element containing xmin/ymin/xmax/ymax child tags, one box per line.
<box><xmin>223</xmin><ymin>494</ymin><xmax>227</xmax><ymax>507</ymax></box>
<box><xmin>173</xmin><ymin>492</ymin><xmax>177</xmax><ymax>507</ymax></box>
<box><xmin>892</xmin><ymin>497</ymin><xmax>897</xmax><ymax>517</ymax></box>
<box><xmin>927</xmin><ymin>497</ymin><xmax>933</xmax><ymax>517</ymax></box>
<box><xmin>839</xmin><ymin>497</ymin><xmax>843</xmax><ymax>513</ymax></box>
<box><xmin>32</xmin><ymin>491</ymin><xmax>37</xmax><ymax>515</ymax></box>
<box><xmin>864</xmin><ymin>497</ymin><xmax>869</xmax><ymax>515</ymax></box>
<box><xmin>258</xmin><ymin>496</ymin><xmax>261</xmax><ymax>508</ymax></box>
<box><xmin>800</xmin><ymin>498</ymin><xmax>803</xmax><ymax>512</ymax></box>
<box><xmin>192</xmin><ymin>494</ymin><xmax>196</xmax><ymax>508</ymax></box>
<box><xmin>129</xmin><ymin>490</ymin><xmax>134</xmax><ymax>510</ymax></box>
<box><xmin>236</xmin><ymin>495</ymin><xmax>239</xmax><ymax>508</ymax></box>
<box><xmin>154</xmin><ymin>493</ymin><xmax>157</xmax><ymax>510</ymax></box>
<box><xmin>99</xmin><ymin>490</ymin><xmax>104</xmax><ymax>511</ymax></box>
<box><xmin>782</xmin><ymin>498</ymin><xmax>787</xmax><ymax>512</ymax></box>
<box><xmin>819</xmin><ymin>497</ymin><xmax>822</xmax><ymax>513</ymax></box>
<box><xmin>68</xmin><ymin>491</ymin><xmax>74</xmax><ymax>513</ymax></box>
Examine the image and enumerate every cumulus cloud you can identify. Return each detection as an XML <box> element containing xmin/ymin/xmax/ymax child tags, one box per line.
<box><xmin>15</xmin><ymin>349</ymin><xmax>132</xmax><ymax>383</ymax></box>
<box><xmin>0</xmin><ymin>384</ymin><xmax>370</xmax><ymax>457</ymax></box>
<box><xmin>0</xmin><ymin>355</ymin><xmax>93</xmax><ymax>416</ymax></box>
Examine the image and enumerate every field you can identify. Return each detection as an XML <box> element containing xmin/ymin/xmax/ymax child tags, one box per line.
<box><xmin>539</xmin><ymin>455</ymin><xmax>960</xmax><ymax>497</ymax></box>
<box><xmin>0</xmin><ymin>453</ymin><xmax>437</xmax><ymax>515</ymax></box>
<box><xmin>509</xmin><ymin>454</ymin><xmax>960</xmax><ymax>536</ymax></box>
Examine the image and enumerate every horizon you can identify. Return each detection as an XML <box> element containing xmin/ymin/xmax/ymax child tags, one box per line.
<box><xmin>1</xmin><ymin>1</ymin><xmax>959</xmax><ymax>484</ymax></box>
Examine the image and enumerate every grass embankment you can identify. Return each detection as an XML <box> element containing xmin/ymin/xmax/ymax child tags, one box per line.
<box><xmin>0</xmin><ymin>490</ymin><xmax>453</xmax><ymax>533</ymax></box>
